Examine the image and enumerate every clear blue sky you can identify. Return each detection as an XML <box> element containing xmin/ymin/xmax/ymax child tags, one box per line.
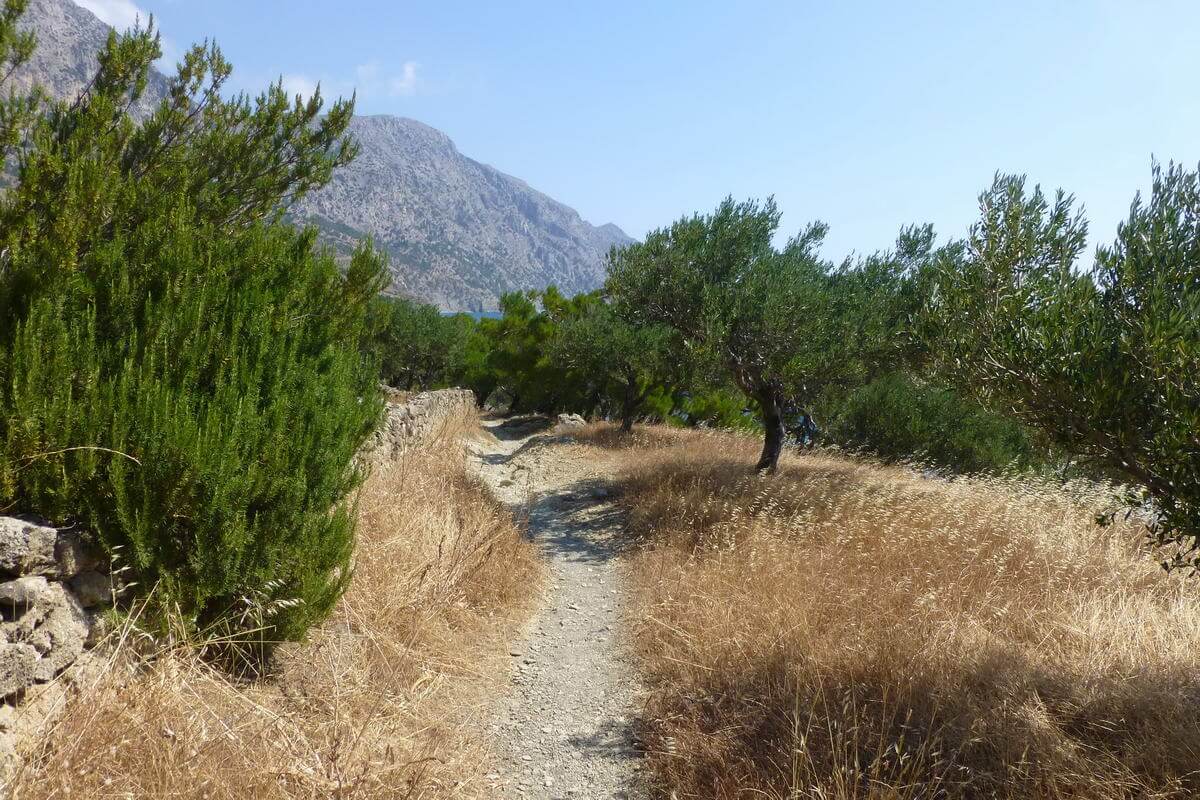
<box><xmin>78</xmin><ymin>0</ymin><xmax>1200</xmax><ymax>261</ymax></box>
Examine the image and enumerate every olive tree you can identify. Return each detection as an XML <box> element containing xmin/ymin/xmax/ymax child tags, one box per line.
<box><xmin>606</xmin><ymin>197</ymin><xmax>857</xmax><ymax>472</ymax></box>
<box><xmin>926</xmin><ymin>164</ymin><xmax>1200</xmax><ymax>567</ymax></box>
<box><xmin>548</xmin><ymin>301</ymin><xmax>685</xmax><ymax>432</ymax></box>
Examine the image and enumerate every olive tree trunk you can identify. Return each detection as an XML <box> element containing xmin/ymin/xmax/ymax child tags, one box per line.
<box><xmin>755</xmin><ymin>391</ymin><xmax>786</xmax><ymax>473</ymax></box>
<box><xmin>620</xmin><ymin>385</ymin><xmax>639</xmax><ymax>433</ymax></box>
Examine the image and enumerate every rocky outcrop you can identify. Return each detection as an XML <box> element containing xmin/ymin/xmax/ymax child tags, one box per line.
<box><xmin>359</xmin><ymin>388</ymin><xmax>477</xmax><ymax>465</ymax></box>
<box><xmin>291</xmin><ymin>115</ymin><xmax>634</xmax><ymax>312</ymax></box>
<box><xmin>10</xmin><ymin>0</ymin><xmax>169</xmax><ymax>117</ymax></box>
<box><xmin>0</xmin><ymin>518</ymin><xmax>108</xmax><ymax>702</ymax></box>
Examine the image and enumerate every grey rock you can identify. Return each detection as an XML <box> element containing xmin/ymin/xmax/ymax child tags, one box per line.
<box><xmin>0</xmin><ymin>643</ymin><xmax>38</xmax><ymax>699</ymax></box>
<box><xmin>0</xmin><ymin>576</ymin><xmax>50</xmax><ymax>608</ymax></box>
<box><xmin>68</xmin><ymin>570</ymin><xmax>110</xmax><ymax>608</ymax></box>
<box><xmin>28</xmin><ymin>584</ymin><xmax>89</xmax><ymax>682</ymax></box>
<box><xmin>0</xmin><ymin>518</ymin><xmax>59</xmax><ymax>577</ymax></box>
<box><xmin>360</xmin><ymin>389</ymin><xmax>477</xmax><ymax>464</ymax></box>
<box><xmin>54</xmin><ymin>529</ymin><xmax>104</xmax><ymax>578</ymax></box>
<box><xmin>83</xmin><ymin>612</ymin><xmax>109</xmax><ymax>649</ymax></box>
<box><xmin>0</xmin><ymin>582</ymin><xmax>90</xmax><ymax>683</ymax></box>
<box><xmin>557</xmin><ymin>413</ymin><xmax>587</xmax><ymax>427</ymax></box>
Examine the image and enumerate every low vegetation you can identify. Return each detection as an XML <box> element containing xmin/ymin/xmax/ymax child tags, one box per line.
<box><xmin>575</xmin><ymin>424</ymin><xmax>1200</xmax><ymax>798</ymax></box>
<box><xmin>8</xmin><ymin>412</ymin><xmax>541</xmax><ymax>799</ymax></box>
<box><xmin>820</xmin><ymin>371</ymin><xmax>1043</xmax><ymax>475</ymax></box>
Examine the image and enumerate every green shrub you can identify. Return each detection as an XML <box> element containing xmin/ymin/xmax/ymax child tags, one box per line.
<box><xmin>0</xmin><ymin>14</ymin><xmax>383</xmax><ymax>645</ymax></box>
<box><xmin>366</xmin><ymin>295</ymin><xmax>480</xmax><ymax>391</ymax></box>
<box><xmin>672</xmin><ymin>388</ymin><xmax>760</xmax><ymax>433</ymax></box>
<box><xmin>822</xmin><ymin>372</ymin><xmax>1042</xmax><ymax>474</ymax></box>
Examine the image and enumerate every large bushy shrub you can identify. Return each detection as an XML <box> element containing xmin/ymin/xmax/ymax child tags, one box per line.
<box><xmin>821</xmin><ymin>372</ymin><xmax>1042</xmax><ymax>474</ymax></box>
<box><xmin>367</xmin><ymin>295</ymin><xmax>476</xmax><ymax>391</ymax></box>
<box><xmin>0</xmin><ymin>9</ymin><xmax>384</xmax><ymax>643</ymax></box>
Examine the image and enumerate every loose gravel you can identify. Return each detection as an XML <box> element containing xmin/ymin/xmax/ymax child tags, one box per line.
<box><xmin>467</xmin><ymin>418</ymin><xmax>642</xmax><ymax>799</ymax></box>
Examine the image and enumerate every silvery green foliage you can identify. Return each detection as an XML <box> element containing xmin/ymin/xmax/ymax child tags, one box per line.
<box><xmin>927</xmin><ymin>164</ymin><xmax>1200</xmax><ymax>568</ymax></box>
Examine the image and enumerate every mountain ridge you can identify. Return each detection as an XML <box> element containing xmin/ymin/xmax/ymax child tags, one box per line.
<box><xmin>11</xmin><ymin>0</ymin><xmax>632</xmax><ymax>311</ymax></box>
<box><xmin>11</xmin><ymin>0</ymin><xmax>169</xmax><ymax>118</ymax></box>
<box><xmin>292</xmin><ymin>115</ymin><xmax>633</xmax><ymax>311</ymax></box>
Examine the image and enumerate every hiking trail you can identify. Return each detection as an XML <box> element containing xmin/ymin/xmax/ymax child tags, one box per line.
<box><xmin>466</xmin><ymin>417</ymin><xmax>641</xmax><ymax>799</ymax></box>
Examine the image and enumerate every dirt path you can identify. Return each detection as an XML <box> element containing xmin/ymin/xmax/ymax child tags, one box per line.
<box><xmin>466</xmin><ymin>417</ymin><xmax>641</xmax><ymax>799</ymax></box>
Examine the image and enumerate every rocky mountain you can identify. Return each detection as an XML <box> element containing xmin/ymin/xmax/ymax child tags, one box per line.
<box><xmin>292</xmin><ymin>116</ymin><xmax>633</xmax><ymax>311</ymax></box>
<box><xmin>11</xmin><ymin>0</ymin><xmax>632</xmax><ymax>311</ymax></box>
<box><xmin>10</xmin><ymin>0</ymin><xmax>168</xmax><ymax>116</ymax></box>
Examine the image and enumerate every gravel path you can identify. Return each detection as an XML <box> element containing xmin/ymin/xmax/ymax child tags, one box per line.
<box><xmin>467</xmin><ymin>418</ymin><xmax>642</xmax><ymax>799</ymax></box>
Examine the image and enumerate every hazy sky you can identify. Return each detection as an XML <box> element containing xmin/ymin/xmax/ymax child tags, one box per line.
<box><xmin>76</xmin><ymin>0</ymin><xmax>1200</xmax><ymax>261</ymax></box>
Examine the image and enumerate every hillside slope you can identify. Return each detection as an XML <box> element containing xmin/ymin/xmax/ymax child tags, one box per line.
<box><xmin>11</xmin><ymin>0</ymin><xmax>168</xmax><ymax>115</ymax></box>
<box><xmin>293</xmin><ymin>115</ymin><xmax>633</xmax><ymax>311</ymax></box>
<box><xmin>12</xmin><ymin>0</ymin><xmax>631</xmax><ymax>311</ymax></box>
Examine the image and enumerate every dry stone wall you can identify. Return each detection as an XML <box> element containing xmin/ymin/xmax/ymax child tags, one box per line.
<box><xmin>359</xmin><ymin>388</ymin><xmax>477</xmax><ymax>464</ymax></box>
<box><xmin>0</xmin><ymin>517</ymin><xmax>110</xmax><ymax>764</ymax></box>
<box><xmin>0</xmin><ymin>518</ymin><xmax>108</xmax><ymax>701</ymax></box>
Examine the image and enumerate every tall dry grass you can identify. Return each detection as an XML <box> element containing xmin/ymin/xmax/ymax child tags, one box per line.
<box><xmin>6</xmin><ymin>410</ymin><xmax>540</xmax><ymax>799</ymax></box>
<box><xmin>590</xmin><ymin>423</ymin><xmax>1200</xmax><ymax>799</ymax></box>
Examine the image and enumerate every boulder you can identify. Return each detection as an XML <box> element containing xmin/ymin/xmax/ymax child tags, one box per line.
<box><xmin>0</xmin><ymin>518</ymin><xmax>58</xmax><ymax>578</ymax></box>
<box><xmin>0</xmin><ymin>584</ymin><xmax>89</xmax><ymax>684</ymax></box>
<box><xmin>0</xmin><ymin>576</ymin><xmax>49</xmax><ymax>609</ymax></box>
<box><xmin>28</xmin><ymin>584</ymin><xmax>89</xmax><ymax>682</ymax></box>
<box><xmin>557</xmin><ymin>413</ymin><xmax>586</xmax><ymax>427</ymax></box>
<box><xmin>83</xmin><ymin>613</ymin><xmax>109</xmax><ymax>649</ymax></box>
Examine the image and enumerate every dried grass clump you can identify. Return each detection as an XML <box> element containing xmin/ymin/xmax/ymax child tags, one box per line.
<box><xmin>616</xmin><ymin>429</ymin><xmax>1200</xmax><ymax>799</ymax></box>
<box><xmin>568</xmin><ymin>420</ymin><xmax>690</xmax><ymax>451</ymax></box>
<box><xmin>7</xmin><ymin>410</ymin><xmax>540</xmax><ymax>799</ymax></box>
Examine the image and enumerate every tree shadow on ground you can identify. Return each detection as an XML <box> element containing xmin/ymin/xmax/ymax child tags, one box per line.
<box><xmin>487</xmin><ymin>415</ymin><xmax>554</xmax><ymax>441</ymax></box>
<box><xmin>638</xmin><ymin>644</ymin><xmax>1200</xmax><ymax>799</ymax></box>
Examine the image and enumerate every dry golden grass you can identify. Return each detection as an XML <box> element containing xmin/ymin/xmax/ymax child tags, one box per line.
<box><xmin>6</xmin><ymin>410</ymin><xmax>541</xmax><ymax>799</ymax></box>
<box><xmin>566</xmin><ymin>422</ymin><xmax>685</xmax><ymax>451</ymax></box>
<box><xmin>589</xmin><ymin>423</ymin><xmax>1200</xmax><ymax>799</ymax></box>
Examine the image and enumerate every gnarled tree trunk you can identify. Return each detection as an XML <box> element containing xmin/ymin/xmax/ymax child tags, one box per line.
<box><xmin>620</xmin><ymin>385</ymin><xmax>638</xmax><ymax>433</ymax></box>
<box><xmin>755</xmin><ymin>391</ymin><xmax>785</xmax><ymax>473</ymax></box>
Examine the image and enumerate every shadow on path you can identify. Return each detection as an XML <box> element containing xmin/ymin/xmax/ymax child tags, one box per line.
<box><xmin>528</xmin><ymin>483</ymin><xmax>637</xmax><ymax>565</ymax></box>
<box><xmin>476</xmin><ymin>417</ymin><xmax>645</xmax><ymax>798</ymax></box>
<box><xmin>487</xmin><ymin>414</ymin><xmax>554</xmax><ymax>441</ymax></box>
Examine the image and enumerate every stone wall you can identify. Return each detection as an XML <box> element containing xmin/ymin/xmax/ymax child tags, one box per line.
<box><xmin>359</xmin><ymin>388</ymin><xmax>477</xmax><ymax>465</ymax></box>
<box><xmin>0</xmin><ymin>517</ymin><xmax>110</xmax><ymax>763</ymax></box>
<box><xmin>0</xmin><ymin>518</ymin><xmax>108</xmax><ymax>702</ymax></box>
